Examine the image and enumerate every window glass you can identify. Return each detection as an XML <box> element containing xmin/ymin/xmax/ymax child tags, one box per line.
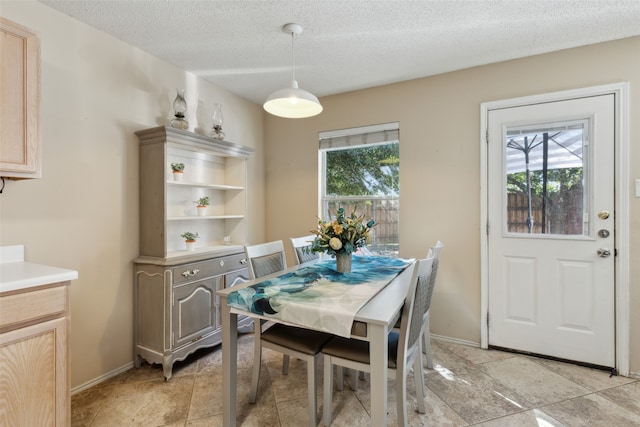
<box><xmin>504</xmin><ymin>120</ymin><xmax>588</xmax><ymax>236</ymax></box>
<box><xmin>321</xmin><ymin>141</ymin><xmax>400</xmax><ymax>256</ymax></box>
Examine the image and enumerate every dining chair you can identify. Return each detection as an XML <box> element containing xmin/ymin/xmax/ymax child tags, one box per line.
<box><xmin>322</xmin><ymin>254</ymin><xmax>435</xmax><ymax>427</ymax></box>
<box><xmin>289</xmin><ymin>235</ymin><xmax>320</xmax><ymax>265</ymax></box>
<box><xmin>422</xmin><ymin>240</ymin><xmax>443</xmax><ymax>369</ymax></box>
<box><xmin>245</xmin><ymin>240</ymin><xmax>332</xmax><ymax>427</ymax></box>
<box><xmin>390</xmin><ymin>240</ymin><xmax>443</xmax><ymax>367</ymax></box>
<box><xmin>347</xmin><ymin>240</ymin><xmax>445</xmax><ymax>391</ymax></box>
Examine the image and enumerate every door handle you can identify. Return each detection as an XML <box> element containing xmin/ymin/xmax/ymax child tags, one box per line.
<box><xmin>597</xmin><ymin>248</ymin><xmax>611</xmax><ymax>258</ymax></box>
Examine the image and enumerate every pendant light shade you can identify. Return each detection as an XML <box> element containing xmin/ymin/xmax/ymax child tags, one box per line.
<box><xmin>264</xmin><ymin>80</ymin><xmax>323</xmax><ymax>118</ymax></box>
<box><xmin>263</xmin><ymin>23</ymin><xmax>323</xmax><ymax>119</ymax></box>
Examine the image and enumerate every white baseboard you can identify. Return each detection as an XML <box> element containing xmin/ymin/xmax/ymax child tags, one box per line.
<box><xmin>71</xmin><ymin>362</ymin><xmax>135</xmax><ymax>395</ymax></box>
<box><xmin>431</xmin><ymin>333</ymin><xmax>480</xmax><ymax>348</ymax></box>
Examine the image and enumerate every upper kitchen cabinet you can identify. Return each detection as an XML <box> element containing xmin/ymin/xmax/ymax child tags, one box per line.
<box><xmin>0</xmin><ymin>17</ymin><xmax>41</xmax><ymax>179</ymax></box>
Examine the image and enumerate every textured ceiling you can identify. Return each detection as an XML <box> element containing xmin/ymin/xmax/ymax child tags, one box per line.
<box><xmin>39</xmin><ymin>0</ymin><xmax>640</xmax><ymax>105</ymax></box>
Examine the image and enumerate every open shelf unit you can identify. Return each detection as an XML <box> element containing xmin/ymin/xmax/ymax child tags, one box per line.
<box><xmin>136</xmin><ymin>126</ymin><xmax>253</xmax><ymax>260</ymax></box>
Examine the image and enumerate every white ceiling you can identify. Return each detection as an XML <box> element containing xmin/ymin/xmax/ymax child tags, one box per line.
<box><xmin>39</xmin><ymin>0</ymin><xmax>640</xmax><ymax>105</ymax></box>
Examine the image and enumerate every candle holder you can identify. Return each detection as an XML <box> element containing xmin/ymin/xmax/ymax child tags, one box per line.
<box><xmin>169</xmin><ymin>89</ymin><xmax>189</xmax><ymax>130</ymax></box>
<box><xmin>210</xmin><ymin>103</ymin><xmax>225</xmax><ymax>140</ymax></box>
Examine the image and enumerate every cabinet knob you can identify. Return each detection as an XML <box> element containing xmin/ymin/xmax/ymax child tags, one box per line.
<box><xmin>240</xmin><ymin>258</ymin><xmax>247</xmax><ymax>265</ymax></box>
<box><xmin>220</xmin><ymin>260</ymin><xmax>225</xmax><ymax>267</ymax></box>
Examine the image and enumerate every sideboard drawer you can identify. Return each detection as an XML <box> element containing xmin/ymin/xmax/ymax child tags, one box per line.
<box><xmin>172</xmin><ymin>260</ymin><xmax>219</xmax><ymax>285</ymax></box>
<box><xmin>172</xmin><ymin>253</ymin><xmax>247</xmax><ymax>285</ymax></box>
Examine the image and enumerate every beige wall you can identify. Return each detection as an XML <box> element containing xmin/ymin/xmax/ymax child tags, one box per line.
<box><xmin>1</xmin><ymin>1</ymin><xmax>638</xmax><ymax>391</ymax></box>
<box><xmin>0</xmin><ymin>1</ymin><xmax>265</xmax><ymax>389</ymax></box>
<box><xmin>265</xmin><ymin>37</ymin><xmax>640</xmax><ymax>374</ymax></box>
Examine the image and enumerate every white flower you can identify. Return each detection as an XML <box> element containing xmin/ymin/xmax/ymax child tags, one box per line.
<box><xmin>329</xmin><ymin>237</ymin><xmax>343</xmax><ymax>250</ymax></box>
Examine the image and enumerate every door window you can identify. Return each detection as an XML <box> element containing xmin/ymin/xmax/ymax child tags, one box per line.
<box><xmin>504</xmin><ymin>120</ymin><xmax>590</xmax><ymax>237</ymax></box>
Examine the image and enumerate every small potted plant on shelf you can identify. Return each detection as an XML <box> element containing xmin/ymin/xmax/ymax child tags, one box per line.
<box><xmin>171</xmin><ymin>163</ymin><xmax>185</xmax><ymax>181</ymax></box>
<box><xmin>180</xmin><ymin>231</ymin><xmax>199</xmax><ymax>251</ymax></box>
<box><xmin>194</xmin><ymin>196</ymin><xmax>210</xmax><ymax>216</ymax></box>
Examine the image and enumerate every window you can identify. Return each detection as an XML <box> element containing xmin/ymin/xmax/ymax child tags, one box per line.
<box><xmin>319</xmin><ymin>123</ymin><xmax>400</xmax><ymax>256</ymax></box>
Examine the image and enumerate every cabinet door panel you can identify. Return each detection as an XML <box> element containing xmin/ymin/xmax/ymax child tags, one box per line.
<box><xmin>225</xmin><ymin>269</ymin><xmax>250</xmax><ymax>289</ymax></box>
<box><xmin>0</xmin><ymin>17</ymin><xmax>41</xmax><ymax>179</ymax></box>
<box><xmin>172</xmin><ymin>277</ymin><xmax>221</xmax><ymax>347</ymax></box>
<box><xmin>222</xmin><ymin>269</ymin><xmax>250</xmax><ymax>326</ymax></box>
<box><xmin>0</xmin><ymin>317</ymin><xmax>66</xmax><ymax>427</ymax></box>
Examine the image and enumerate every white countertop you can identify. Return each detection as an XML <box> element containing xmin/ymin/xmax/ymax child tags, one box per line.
<box><xmin>0</xmin><ymin>245</ymin><xmax>78</xmax><ymax>293</ymax></box>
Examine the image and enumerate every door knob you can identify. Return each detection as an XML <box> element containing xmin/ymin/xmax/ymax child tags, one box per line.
<box><xmin>597</xmin><ymin>248</ymin><xmax>611</xmax><ymax>258</ymax></box>
<box><xmin>598</xmin><ymin>211</ymin><xmax>610</xmax><ymax>220</ymax></box>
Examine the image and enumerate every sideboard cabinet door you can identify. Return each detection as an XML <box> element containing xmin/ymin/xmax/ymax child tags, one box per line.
<box><xmin>172</xmin><ymin>276</ymin><xmax>221</xmax><ymax>348</ymax></box>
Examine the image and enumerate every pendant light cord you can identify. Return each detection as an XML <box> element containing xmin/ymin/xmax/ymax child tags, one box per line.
<box><xmin>291</xmin><ymin>30</ymin><xmax>296</xmax><ymax>83</ymax></box>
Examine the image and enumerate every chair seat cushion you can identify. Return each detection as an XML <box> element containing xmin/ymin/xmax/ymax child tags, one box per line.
<box><xmin>261</xmin><ymin>324</ymin><xmax>332</xmax><ymax>355</ymax></box>
<box><xmin>322</xmin><ymin>332</ymin><xmax>400</xmax><ymax>368</ymax></box>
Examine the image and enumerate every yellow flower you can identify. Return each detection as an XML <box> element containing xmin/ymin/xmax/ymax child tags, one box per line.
<box><xmin>329</xmin><ymin>237</ymin><xmax>343</xmax><ymax>250</ymax></box>
<box><xmin>332</xmin><ymin>221</ymin><xmax>343</xmax><ymax>234</ymax></box>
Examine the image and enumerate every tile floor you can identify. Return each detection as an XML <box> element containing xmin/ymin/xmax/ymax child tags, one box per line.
<box><xmin>71</xmin><ymin>335</ymin><xmax>640</xmax><ymax>426</ymax></box>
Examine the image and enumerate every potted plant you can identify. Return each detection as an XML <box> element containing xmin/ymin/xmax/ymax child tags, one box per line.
<box><xmin>194</xmin><ymin>196</ymin><xmax>210</xmax><ymax>216</ymax></box>
<box><xmin>180</xmin><ymin>231</ymin><xmax>199</xmax><ymax>251</ymax></box>
<box><xmin>170</xmin><ymin>162</ymin><xmax>185</xmax><ymax>181</ymax></box>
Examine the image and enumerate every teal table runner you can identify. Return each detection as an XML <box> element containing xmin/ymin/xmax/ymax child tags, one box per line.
<box><xmin>226</xmin><ymin>255</ymin><xmax>412</xmax><ymax>337</ymax></box>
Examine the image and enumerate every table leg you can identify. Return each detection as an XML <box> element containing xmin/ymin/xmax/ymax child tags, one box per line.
<box><xmin>222</xmin><ymin>301</ymin><xmax>238</xmax><ymax>427</ymax></box>
<box><xmin>368</xmin><ymin>323</ymin><xmax>388</xmax><ymax>427</ymax></box>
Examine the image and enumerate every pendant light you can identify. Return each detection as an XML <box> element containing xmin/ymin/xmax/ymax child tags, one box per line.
<box><xmin>263</xmin><ymin>23</ymin><xmax>323</xmax><ymax>119</ymax></box>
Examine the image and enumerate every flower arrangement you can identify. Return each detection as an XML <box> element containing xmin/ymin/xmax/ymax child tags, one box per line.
<box><xmin>308</xmin><ymin>207</ymin><xmax>376</xmax><ymax>257</ymax></box>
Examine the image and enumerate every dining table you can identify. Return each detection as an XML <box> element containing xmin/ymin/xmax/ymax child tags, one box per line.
<box><xmin>217</xmin><ymin>255</ymin><xmax>416</xmax><ymax>427</ymax></box>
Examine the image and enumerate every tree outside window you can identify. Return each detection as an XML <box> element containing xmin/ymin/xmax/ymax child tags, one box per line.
<box><xmin>322</xmin><ymin>142</ymin><xmax>399</xmax><ymax>255</ymax></box>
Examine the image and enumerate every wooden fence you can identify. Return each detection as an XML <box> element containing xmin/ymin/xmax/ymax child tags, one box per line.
<box><xmin>507</xmin><ymin>185</ymin><xmax>583</xmax><ymax>235</ymax></box>
<box><xmin>325</xmin><ymin>199</ymin><xmax>399</xmax><ymax>255</ymax></box>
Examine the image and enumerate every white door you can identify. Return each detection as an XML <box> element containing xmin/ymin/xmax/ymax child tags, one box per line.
<box><xmin>487</xmin><ymin>94</ymin><xmax>615</xmax><ymax>368</ymax></box>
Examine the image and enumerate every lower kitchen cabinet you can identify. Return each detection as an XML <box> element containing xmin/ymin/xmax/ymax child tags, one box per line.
<box><xmin>0</xmin><ymin>282</ymin><xmax>71</xmax><ymax>426</ymax></box>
